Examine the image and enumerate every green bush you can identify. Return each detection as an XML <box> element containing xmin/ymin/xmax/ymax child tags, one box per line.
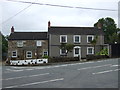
<box><xmin>96</xmin><ymin>48</ymin><xmax>108</xmax><ymax>55</ymax></box>
<box><xmin>42</xmin><ymin>55</ymin><xmax>49</xmax><ymax>59</ymax></box>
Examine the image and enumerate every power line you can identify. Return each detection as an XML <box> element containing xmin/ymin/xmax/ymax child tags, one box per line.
<box><xmin>2</xmin><ymin>0</ymin><xmax>117</xmax><ymax>24</ymax></box>
<box><xmin>7</xmin><ymin>0</ymin><xmax>117</xmax><ymax>11</ymax></box>
<box><xmin>2</xmin><ymin>4</ymin><xmax>32</xmax><ymax>24</ymax></box>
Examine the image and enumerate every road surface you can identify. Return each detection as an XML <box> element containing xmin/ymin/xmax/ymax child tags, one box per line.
<box><xmin>2</xmin><ymin>58</ymin><xmax>120</xmax><ymax>89</ymax></box>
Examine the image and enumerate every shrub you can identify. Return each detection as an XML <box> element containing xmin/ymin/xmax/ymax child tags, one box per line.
<box><xmin>96</xmin><ymin>48</ymin><xmax>108</xmax><ymax>56</ymax></box>
<box><xmin>42</xmin><ymin>55</ymin><xmax>49</xmax><ymax>59</ymax></box>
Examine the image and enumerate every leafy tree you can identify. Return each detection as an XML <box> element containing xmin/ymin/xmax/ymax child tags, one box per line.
<box><xmin>90</xmin><ymin>35</ymin><xmax>98</xmax><ymax>54</ymax></box>
<box><xmin>59</xmin><ymin>43</ymin><xmax>74</xmax><ymax>56</ymax></box>
<box><xmin>94</xmin><ymin>17</ymin><xmax>118</xmax><ymax>43</ymax></box>
<box><xmin>1</xmin><ymin>34</ymin><xmax>8</xmax><ymax>60</ymax></box>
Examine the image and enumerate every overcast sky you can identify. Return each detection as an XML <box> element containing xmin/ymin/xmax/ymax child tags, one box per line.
<box><xmin>1</xmin><ymin>0</ymin><xmax>120</xmax><ymax>35</ymax></box>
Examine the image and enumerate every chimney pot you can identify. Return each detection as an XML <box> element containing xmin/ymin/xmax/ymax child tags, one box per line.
<box><xmin>48</xmin><ymin>21</ymin><xmax>51</xmax><ymax>28</ymax></box>
<box><xmin>11</xmin><ymin>26</ymin><xmax>14</xmax><ymax>33</ymax></box>
<box><xmin>97</xmin><ymin>22</ymin><xmax>102</xmax><ymax>29</ymax></box>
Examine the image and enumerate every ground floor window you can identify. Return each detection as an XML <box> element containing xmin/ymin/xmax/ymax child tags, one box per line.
<box><xmin>26</xmin><ymin>51</ymin><xmax>32</xmax><ymax>58</ymax></box>
<box><xmin>12</xmin><ymin>51</ymin><xmax>17</xmax><ymax>57</ymax></box>
<box><xmin>43</xmin><ymin>51</ymin><xmax>48</xmax><ymax>56</ymax></box>
<box><xmin>60</xmin><ymin>49</ymin><xmax>67</xmax><ymax>56</ymax></box>
<box><xmin>87</xmin><ymin>47</ymin><xmax>94</xmax><ymax>54</ymax></box>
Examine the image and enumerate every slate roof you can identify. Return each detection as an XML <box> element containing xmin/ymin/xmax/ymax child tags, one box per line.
<box><xmin>48</xmin><ymin>26</ymin><xmax>104</xmax><ymax>35</ymax></box>
<box><xmin>8</xmin><ymin>32</ymin><xmax>48</xmax><ymax>40</ymax></box>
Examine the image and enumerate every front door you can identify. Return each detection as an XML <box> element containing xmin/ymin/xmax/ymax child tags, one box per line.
<box><xmin>74</xmin><ymin>46</ymin><xmax>81</xmax><ymax>58</ymax></box>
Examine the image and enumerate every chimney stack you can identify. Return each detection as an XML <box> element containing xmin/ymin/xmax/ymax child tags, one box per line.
<box><xmin>11</xmin><ymin>26</ymin><xmax>14</xmax><ymax>33</ymax></box>
<box><xmin>97</xmin><ymin>22</ymin><xmax>102</xmax><ymax>29</ymax></box>
<box><xmin>48</xmin><ymin>21</ymin><xmax>51</xmax><ymax>28</ymax></box>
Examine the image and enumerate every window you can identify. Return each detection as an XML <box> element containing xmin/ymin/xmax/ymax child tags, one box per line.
<box><xmin>74</xmin><ymin>35</ymin><xmax>81</xmax><ymax>43</ymax></box>
<box><xmin>60</xmin><ymin>35</ymin><xmax>67</xmax><ymax>43</ymax></box>
<box><xmin>26</xmin><ymin>51</ymin><xmax>32</xmax><ymax>58</ymax></box>
<box><xmin>43</xmin><ymin>51</ymin><xmax>48</xmax><ymax>56</ymax></box>
<box><xmin>17</xmin><ymin>41</ymin><xmax>23</xmax><ymax>47</ymax></box>
<box><xmin>87</xmin><ymin>35</ymin><xmax>94</xmax><ymax>43</ymax></box>
<box><xmin>74</xmin><ymin>46</ymin><xmax>81</xmax><ymax>57</ymax></box>
<box><xmin>60</xmin><ymin>49</ymin><xmax>67</xmax><ymax>55</ymax></box>
<box><xmin>36</xmin><ymin>41</ymin><xmax>42</xmax><ymax>46</ymax></box>
<box><xmin>12</xmin><ymin>51</ymin><xmax>17</xmax><ymax>57</ymax></box>
<box><xmin>87</xmin><ymin>47</ymin><xmax>94</xmax><ymax>54</ymax></box>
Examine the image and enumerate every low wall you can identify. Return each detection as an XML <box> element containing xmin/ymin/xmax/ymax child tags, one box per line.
<box><xmin>48</xmin><ymin>57</ymin><xmax>79</xmax><ymax>63</ymax></box>
<box><xmin>86</xmin><ymin>55</ymin><xmax>109</xmax><ymax>60</ymax></box>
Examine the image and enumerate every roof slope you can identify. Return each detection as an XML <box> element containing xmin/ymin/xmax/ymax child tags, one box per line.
<box><xmin>48</xmin><ymin>26</ymin><xmax>104</xmax><ymax>35</ymax></box>
<box><xmin>8</xmin><ymin>32</ymin><xmax>48</xmax><ymax>40</ymax></box>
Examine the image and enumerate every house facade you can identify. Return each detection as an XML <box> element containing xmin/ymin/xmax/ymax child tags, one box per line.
<box><xmin>8</xmin><ymin>26</ymin><xmax>48</xmax><ymax>61</ymax></box>
<box><xmin>48</xmin><ymin>25</ymin><xmax>108</xmax><ymax>59</ymax></box>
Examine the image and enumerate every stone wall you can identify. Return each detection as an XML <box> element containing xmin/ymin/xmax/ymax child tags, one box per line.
<box><xmin>8</xmin><ymin>40</ymin><xmax>48</xmax><ymax>60</ymax></box>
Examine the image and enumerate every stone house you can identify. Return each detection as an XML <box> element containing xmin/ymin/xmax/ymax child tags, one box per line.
<box><xmin>48</xmin><ymin>23</ymin><xmax>109</xmax><ymax>59</ymax></box>
<box><xmin>8</xmin><ymin>26</ymin><xmax>48</xmax><ymax>61</ymax></box>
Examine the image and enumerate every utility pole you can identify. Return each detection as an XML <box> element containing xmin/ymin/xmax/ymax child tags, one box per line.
<box><xmin>118</xmin><ymin>1</ymin><xmax>120</xmax><ymax>28</ymax></box>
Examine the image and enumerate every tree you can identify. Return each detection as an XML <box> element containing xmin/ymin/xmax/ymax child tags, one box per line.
<box><xmin>59</xmin><ymin>43</ymin><xmax>74</xmax><ymax>56</ymax></box>
<box><xmin>94</xmin><ymin>17</ymin><xmax>118</xmax><ymax>43</ymax></box>
<box><xmin>1</xmin><ymin>34</ymin><xmax>8</xmax><ymax>60</ymax></box>
<box><xmin>90</xmin><ymin>35</ymin><xmax>98</xmax><ymax>54</ymax></box>
<box><xmin>108</xmin><ymin>33</ymin><xmax>118</xmax><ymax>44</ymax></box>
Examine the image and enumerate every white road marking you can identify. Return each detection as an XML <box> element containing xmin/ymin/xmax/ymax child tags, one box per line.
<box><xmin>92</xmin><ymin>69</ymin><xmax>120</xmax><ymax>75</ymax></box>
<box><xmin>3</xmin><ymin>73</ymin><xmax>50</xmax><ymax>81</ymax></box>
<box><xmin>4</xmin><ymin>78</ymin><xmax>64</xmax><ymax>88</ymax></box>
<box><xmin>77</xmin><ymin>64</ymin><xmax>111</xmax><ymax>70</ymax></box>
<box><xmin>6</xmin><ymin>69</ymin><xmax>23</xmax><ymax>72</ymax></box>
<box><xmin>11</xmin><ymin>67</ymin><xmax>26</xmax><ymax>69</ymax></box>
<box><xmin>111</xmin><ymin>65</ymin><xmax>120</xmax><ymax>67</ymax></box>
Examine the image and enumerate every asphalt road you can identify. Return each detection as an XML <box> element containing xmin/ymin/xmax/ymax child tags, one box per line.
<box><xmin>2</xmin><ymin>58</ymin><xmax>120</xmax><ymax>89</ymax></box>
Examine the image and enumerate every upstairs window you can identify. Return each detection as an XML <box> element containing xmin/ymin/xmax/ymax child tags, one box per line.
<box><xmin>87</xmin><ymin>35</ymin><xmax>94</xmax><ymax>43</ymax></box>
<box><xmin>36</xmin><ymin>41</ymin><xmax>42</xmax><ymax>46</ymax></box>
<box><xmin>74</xmin><ymin>35</ymin><xmax>81</xmax><ymax>43</ymax></box>
<box><xmin>17</xmin><ymin>41</ymin><xmax>23</xmax><ymax>47</ymax></box>
<box><xmin>12</xmin><ymin>51</ymin><xmax>17</xmax><ymax>57</ymax></box>
<box><xmin>60</xmin><ymin>35</ymin><xmax>67</xmax><ymax>43</ymax></box>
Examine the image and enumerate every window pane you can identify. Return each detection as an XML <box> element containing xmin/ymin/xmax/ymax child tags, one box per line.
<box><xmin>88</xmin><ymin>37</ymin><xmax>92</xmax><ymax>42</ymax></box>
<box><xmin>13</xmin><ymin>52</ymin><xmax>16</xmax><ymax>56</ymax></box>
<box><xmin>62</xmin><ymin>49</ymin><xmax>66</xmax><ymax>54</ymax></box>
<box><xmin>75</xmin><ymin>48</ymin><xmax>79</xmax><ymax>54</ymax></box>
<box><xmin>75</xmin><ymin>36</ymin><xmax>79</xmax><ymax>42</ymax></box>
<box><xmin>88</xmin><ymin>48</ymin><xmax>92</xmax><ymax>53</ymax></box>
<box><xmin>44</xmin><ymin>51</ymin><xmax>48</xmax><ymax>56</ymax></box>
<box><xmin>17</xmin><ymin>41</ymin><xmax>23</xmax><ymax>47</ymax></box>
<box><xmin>62</xmin><ymin>37</ymin><xmax>66</xmax><ymax>42</ymax></box>
<box><xmin>26</xmin><ymin>51</ymin><xmax>32</xmax><ymax>58</ymax></box>
<box><xmin>37</xmin><ymin>41</ymin><xmax>42</xmax><ymax>46</ymax></box>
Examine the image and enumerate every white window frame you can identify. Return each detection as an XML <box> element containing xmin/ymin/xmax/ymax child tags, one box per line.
<box><xmin>12</xmin><ymin>51</ymin><xmax>17</xmax><ymax>57</ymax></box>
<box><xmin>26</xmin><ymin>51</ymin><xmax>32</xmax><ymax>58</ymax></box>
<box><xmin>43</xmin><ymin>51</ymin><xmax>48</xmax><ymax>56</ymax></box>
<box><xmin>60</xmin><ymin>49</ymin><xmax>67</xmax><ymax>55</ymax></box>
<box><xmin>60</xmin><ymin>35</ymin><xmax>67</xmax><ymax>43</ymax></box>
<box><xmin>17</xmin><ymin>41</ymin><xmax>23</xmax><ymax>47</ymax></box>
<box><xmin>87</xmin><ymin>35</ymin><xmax>94</xmax><ymax>43</ymax></box>
<box><xmin>87</xmin><ymin>47</ymin><xmax>94</xmax><ymax>55</ymax></box>
<box><xmin>74</xmin><ymin>35</ymin><xmax>81</xmax><ymax>43</ymax></box>
<box><xmin>74</xmin><ymin>46</ymin><xmax>81</xmax><ymax>57</ymax></box>
<box><xmin>36</xmin><ymin>41</ymin><xmax>42</xmax><ymax>46</ymax></box>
